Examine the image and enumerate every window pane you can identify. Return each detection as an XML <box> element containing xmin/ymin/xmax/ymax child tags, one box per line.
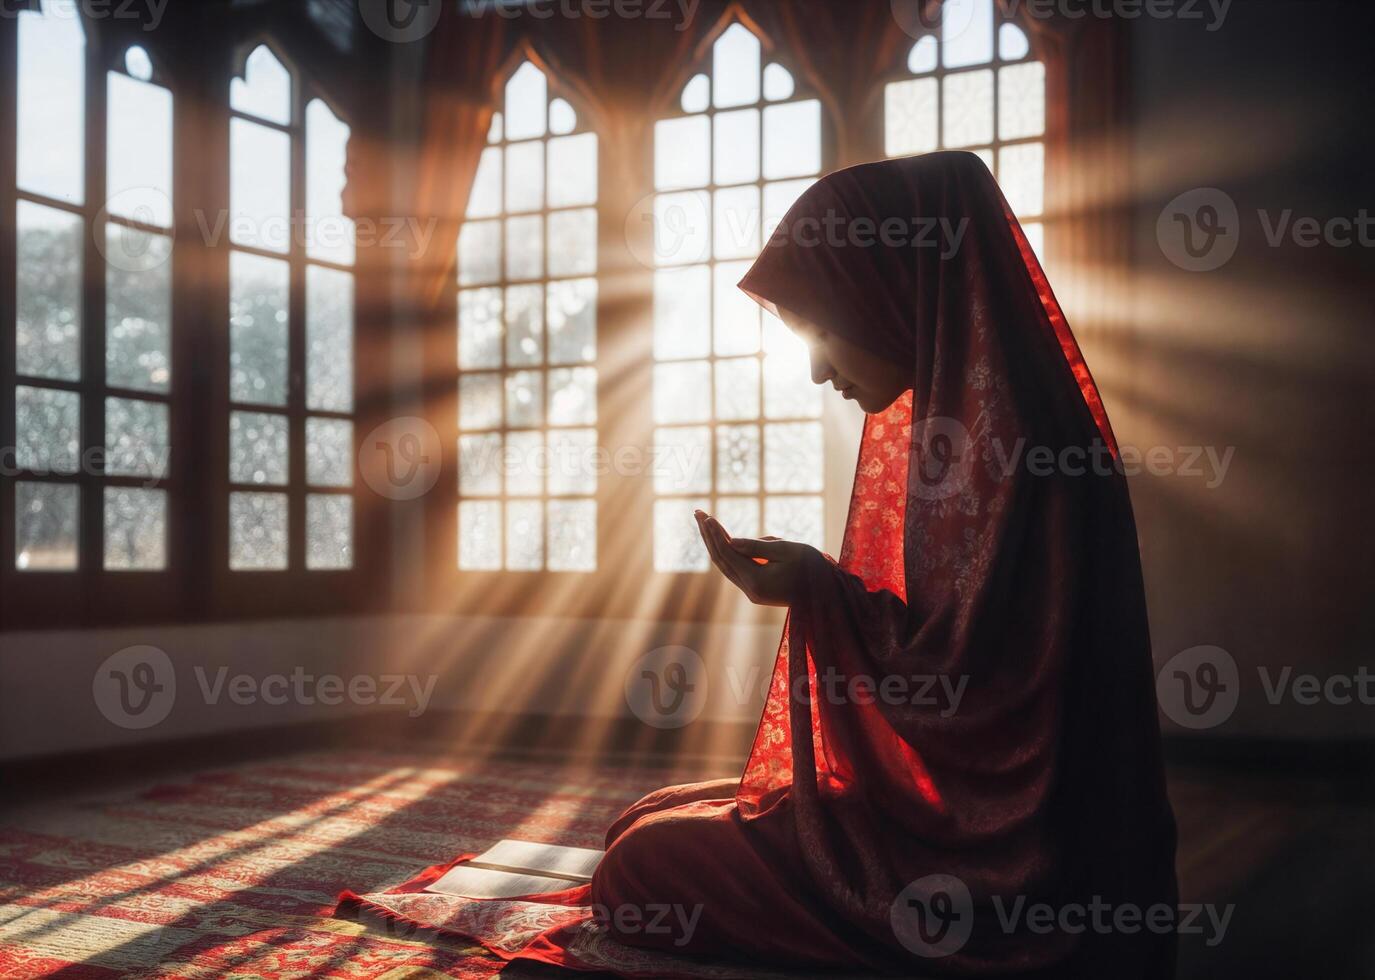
<box><xmin>654</xmin><ymin>115</ymin><xmax>710</xmax><ymax>191</ymax></box>
<box><xmin>1000</xmin><ymin>22</ymin><xmax>1031</xmax><ymax>60</ymax></box>
<box><xmin>306</xmin><ymin>266</ymin><xmax>354</xmax><ymax>411</ymax></box>
<box><xmin>885</xmin><ymin>78</ymin><xmax>939</xmax><ymax>157</ymax></box>
<box><xmin>713</xmin><ymin>23</ymin><xmax>761</xmax><ymax>109</ymax></box>
<box><xmin>506</xmin><ymin>214</ymin><xmax>544</xmax><ymax>281</ymax></box>
<box><xmin>505</xmin><ymin>370</ymin><xmax>543</xmax><ymax>428</ymax></box>
<box><xmin>16</xmin><ymin>202</ymin><xmax>82</xmax><ymax>381</ymax></box>
<box><xmin>654</xmin><ymin>361</ymin><xmax>711</xmax><ymax>425</ymax></box>
<box><xmin>654</xmin><ymin>497</ymin><xmax>709</xmax><ymax>571</ymax></box>
<box><xmin>15</xmin><ymin>481</ymin><xmax>78</xmax><ymax>571</ymax></box>
<box><xmin>549</xmin><ymin>367</ymin><xmax>596</xmax><ymax>426</ymax></box>
<box><xmin>713</xmin><ymin>109</ymin><xmax>760</xmax><ymax>185</ymax></box>
<box><xmin>549</xmin><ymin>98</ymin><xmax>576</xmax><ymax>135</ymax></box>
<box><xmin>104</xmin><ymin>487</ymin><xmax>166</xmax><ymax>570</ymax></box>
<box><xmin>548</xmin><ymin>133</ymin><xmax>597</xmax><ymax>207</ymax></box>
<box><xmin>230</xmin><ymin>118</ymin><xmax>291</xmax><ymax>253</ymax></box>
<box><xmin>942</xmin><ymin>70</ymin><xmax>995</xmax><ymax>148</ymax></box>
<box><xmin>941</xmin><ymin>0</ymin><xmax>995</xmax><ymax>69</ymax></box>
<box><xmin>17</xmin><ymin>2</ymin><xmax>84</xmax><ymax>205</ymax></box>
<box><xmin>106</xmin><ymin>397</ymin><xmax>169</xmax><ymax>478</ymax></box>
<box><xmin>547</xmin><ymin>278</ymin><xmax>596</xmax><ymax>365</ymax></box>
<box><xmin>764</xmin><ymin>349</ymin><xmax>823</xmax><ymax>419</ymax></box>
<box><xmin>231</xmin><ymin>45</ymin><xmax>291</xmax><ymax>125</ymax></box>
<box><xmin>654</xmin><ymin>266</ymin><xmax>710</xmax><ymax>360</ymax></box>
<box><xmin>762</xmin><ymin>178</ymin><xmax>814</xmax><ymax>240</ymax></box>
<box><xmin>459</xmin><ymin>432</ymin><xmax>502</xmax><ymax>496</ymax></box>
<box><xmin>505</xmin><ymin>62</ymin><xmax>547</xmax><ymax>141</ymax></box>
<box><xmin>230</xmin><ymin>252</ymin><xmax>289</xmax><ymax>405</ymax></box>
<box><xmin>506</xmin><ymin>500</ymin><xmax>543</xmax><ymax>570</ymax></box>
<box><xmin>306</xmin><ymin>417</ymin><xmax>353</xmax><ymax>487</ymax></box>
<box><xmin>653</xmin><ymin>426</ymin><xmax>711</xmax><ymax>495</ymax></box>
<box><xmin>229</xmin><ymin>410</ymin><xmax>288</xmax><ymax>485</ymax></box>
<box><xmin>764</xmin><ymin>495</ymin><xmax>824</xmax><ymax>549</ymax></box>
<box><xmin>680</xmin><ymin>73</ymin><xmax>709</xmax><ymax>114</ymax></box>
<box><xmin>107</xmin><ymin>72</ymin><xmax>173</xmax><ymax>227</ymax></box>
<box><xmin>548</xmin><ymin>428</ymin><xmax>597</xmax><ymax>496</ymax></box>
<box><xmin>548</xmin><ymin>499</ymin><xmax>595</xmax><ymax>571</ymax></box>
<box><xmin>548</xmin><ymin>208</ymin><xmax>597</xmax><ymax>278</ymax></box>
<box><xmin>458</xmin><ymin>500</ymin><xmax>502</xmax><ymax>569</ymax></box>
<box><xmin>306</xmin><ymin>494</ymin><xmax>352</xmax><ymax>569</ymax></box>
<box><xmin>505</xmin><ymin>283</ymin><xmax>544</xmax><ymax>366</ymax></box>
<box><xmin>999</xmin><ymin>62</ymin><xmax>1046</xmax><ymax>140</ymax></box>
<box><xmin>715</xmin><ymin>496</ymin><xmax>759</xmax><ymax>539</ymax></box>
<box><xmin>762</xmin><ymin>101</ymin><xmax>821</xmax><ymax>180</ymax></box>
<box><xmin>459</xmin><ymin>287</ymin><xmax>504</xmax><ymax>370</ymax></box>
<box><xmin>715</xmin><ymin>357</ymin><xmax>760</xmax><ymax>421</ymax></box>
<box><xmin>306</xmin><ymin>99</ymin><xmax>355</xmax><ymax>265</ymax></box>
<box><xmin>717</xmin><ymin>423</ymin><xmax>761</xmax><ymax>493</ymax></box>
<box><xmin>998</xmin><ymin>142</ymin><xmax>1045</xmax><ymax>217</ymax></box>
<box><xmin>16</xmin><ymin>385</ymin><xmax>80</xmax><ymax>474</ymax></box>
<box><xmin>713</xmin><ymin>261</ymin><xmax>760</xmax><ymax>355</ymax></box>
<box><xmin>505</xmin><ymin>139</ymin><xmax>545</xmax><ymax>213</ymax></box>
<box><xmin>459</xmin><ymin>220</ymin><xmax>502</xmax><ymax>286</ymax></box>
<box><xmin>230</xmin><ymin>491</ymin><xmax>288</xmax><ymax>570</ymax></box>
<box><xmin>106</xmin><ymin>228</ymin><xmax>172</xmax><ymax>392</ymax></box>
<box><xmin>506</xmin><ymin>430</ymin><xmax>543</xmax><ymax>497</ymax></box>
<box><xmin>763</xmin><ymin>63</ymin><xmax>795</xmax><ymax>102</ymax></box>
<box><xmin>908</xmin><ymin>36</ymin><xmax>938</xmax><ymax>75</ymax></box>
<box><xmin>467</xmin><ymin>147</ymin><xmax>503</xmax><ymax>219</ymax></box>
<box><xmin>713</xmin><ymin>185</ymin><xmax>760</xmax><ymax>260</ymax></box>
<box><xmin>459</xmin><ymin>373</ymin><xmax>503</xmax><ymax>430</ymax></box>
<box><xmin>765</xmin><ymin>421</ymin><xmax>824</xmax><ymax>492</ymax></box>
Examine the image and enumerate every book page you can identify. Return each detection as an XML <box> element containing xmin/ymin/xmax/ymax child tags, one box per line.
<box><xmin>471</xmin><ymin>839</ymin><xmax>604</xmax><ymax>882</ymax></box>
<box><xmin>425</xmin><ymin>864</ymin><xmax>584</xmax><ymax>899</ymax></box>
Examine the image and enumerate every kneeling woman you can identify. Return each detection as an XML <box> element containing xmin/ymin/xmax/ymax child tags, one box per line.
<box><xmin>592</xmin><ymin>152</ymin><xmax>1178</xmax><ymax>977</ymax></box>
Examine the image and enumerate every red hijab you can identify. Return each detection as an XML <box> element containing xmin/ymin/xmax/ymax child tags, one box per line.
<box><xmin>736</xmin><ymin>152</ymin><xmax>1177</xmax><ymax>975</ymax></box>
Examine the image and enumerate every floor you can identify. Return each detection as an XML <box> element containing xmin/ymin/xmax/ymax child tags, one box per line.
<box><xmin>0</xmin><ymin>743</ymin><xmax>1369</xmax><ymax>978</ymax></box>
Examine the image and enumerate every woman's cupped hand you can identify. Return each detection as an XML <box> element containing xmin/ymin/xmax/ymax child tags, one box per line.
<box><xmin>694</xmin><ymin>509</ymin><xmax>816</xmax><ymax>607</ymax></box>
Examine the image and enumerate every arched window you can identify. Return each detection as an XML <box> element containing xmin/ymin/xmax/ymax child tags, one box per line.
<box><xmin>650</xmin><ymin>21</ymin><xmax>825</xmax><ymax>572</ymax></box>
<box><xmin>455</xmin><ymin>58</ymin><xmax>600</xmax><ymax>572</ymax></box>
<box><xmin>226</xmin><ymin>44</ymin><xmax>356</xmax><ymax>571</ymax></box>
<box><xmin>9</xmin><ymin>1</ymin><xmax>174</xmax><ymax>573</ymax></box>
<box><xmin>884</xmin><ymin>0</ymin><xmax>1046</xmax><ymax>256</ymax></box>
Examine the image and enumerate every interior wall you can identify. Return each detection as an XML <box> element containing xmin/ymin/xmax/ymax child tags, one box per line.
<box><xmin>1120</xmin><ymin>0</ymin><xmax>1373</xmax><ymax>739</ymax></box>
<box><xmin>0</xmin><ymin>613</ymin><xmax>783</xmax><ymax>761</ymax></box>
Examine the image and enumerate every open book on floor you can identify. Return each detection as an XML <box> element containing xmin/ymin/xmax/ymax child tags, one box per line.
<box><xmin>424</xmin><ymin>839</ymin><xmax>605</xmax><ymax>899</ymax></box>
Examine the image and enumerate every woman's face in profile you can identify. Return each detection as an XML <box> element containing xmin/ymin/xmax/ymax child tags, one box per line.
<box><xmin>780</xmin><ymin>307</ymin><xmax>911</xmax><ymax>415</ymax></box>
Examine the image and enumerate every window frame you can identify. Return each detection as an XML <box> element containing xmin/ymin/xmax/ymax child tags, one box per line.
<box><xmin>208</xmin><ymin>36</ymin><xmax>369</xmax><ymax>618</ymax></box>
<box><xmin>452</xmin><ymin>52</ymin><xmax>602</xmax><ymax>575</ymax></box>
<box><xmin>646</xmin><ymin>17</ymin><xmax>836</xmax><ymax>576</ymax></box>
<box><xmin>0</xmin><ymin>8</ymin><xmax>188</xmax><ymax>628</ymax></box>
<box><xmin>0</xmin><ymin>12</ymin><xmax>387</xmax><ymax>630</ymax></box>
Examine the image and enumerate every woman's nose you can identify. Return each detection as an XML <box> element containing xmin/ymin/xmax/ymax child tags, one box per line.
<box><xmin>809</xmin><ymin>347</ymin><xmax>835</xmax><ymax>386</ymax></box>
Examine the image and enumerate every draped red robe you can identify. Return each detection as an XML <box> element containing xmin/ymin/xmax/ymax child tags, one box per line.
<box><xmin>591</xmin><ymin>151</ymin><xmax>1177</xmax><ymax>977</ymax></box>
<box><xmin>339</xmin><ymin>151</ymin><xmax>1177</xmax><ymax>979</ymax></box>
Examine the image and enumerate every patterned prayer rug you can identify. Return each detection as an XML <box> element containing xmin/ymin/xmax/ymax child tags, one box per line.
<box><xmin>0</xmin><ymin>746</ymin><xmax>732</xmax><ymax>978</ymax></box>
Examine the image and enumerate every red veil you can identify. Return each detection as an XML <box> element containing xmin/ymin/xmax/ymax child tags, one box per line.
<box><xmin>723</xmin><ymin>151</ymin><xmax>1178</xmax><ymax>975</ymax></box>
